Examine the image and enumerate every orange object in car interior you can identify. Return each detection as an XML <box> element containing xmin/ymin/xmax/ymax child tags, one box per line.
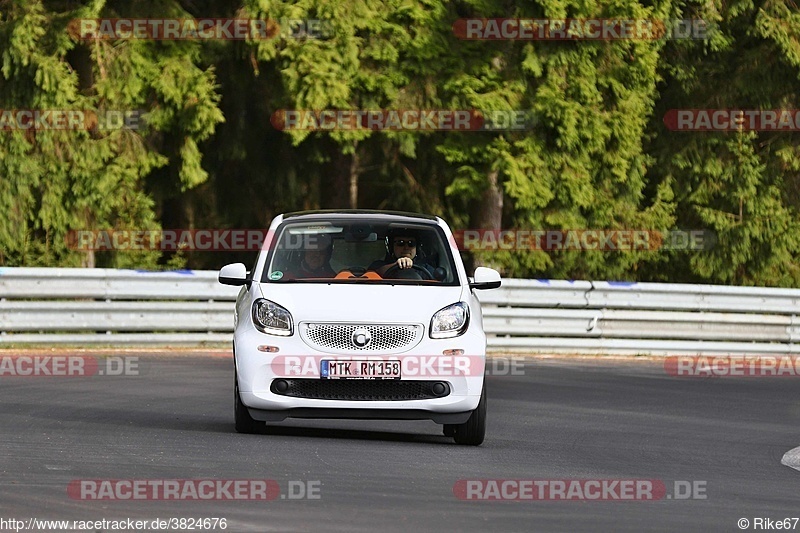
<box><xmin>334</xmin><ymin>270</ymin><xmax>383</xmax><ymax>280</ymax></box>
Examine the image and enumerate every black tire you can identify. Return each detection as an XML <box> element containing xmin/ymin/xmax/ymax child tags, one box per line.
<box><xmin>234</xmin><ymin>369</ymin><xmax>262</xmax><ymax>434</ymax></box>
<box><xmin>453</xmin><ymin>381</ymin><xmax>486</xmax><ymax>446</ymax></box>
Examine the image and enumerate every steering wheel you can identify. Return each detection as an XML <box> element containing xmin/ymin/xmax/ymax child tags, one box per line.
<box><xmin>383</xmin><ymin>264</ymin><xmax>434</xmax><ymax>281</ymax></box>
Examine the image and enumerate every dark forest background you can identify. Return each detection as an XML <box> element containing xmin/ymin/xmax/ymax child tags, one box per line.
<box><xmin>1</xmin><ymin>0</ymin><xmax>799</xmax><ymax>286</ymax></box>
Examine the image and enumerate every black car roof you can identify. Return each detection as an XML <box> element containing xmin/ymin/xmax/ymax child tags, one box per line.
<box><xmin>282</xmin><ymin>210</ymin><xmax>439</xmax><ymax>222</ymax></box>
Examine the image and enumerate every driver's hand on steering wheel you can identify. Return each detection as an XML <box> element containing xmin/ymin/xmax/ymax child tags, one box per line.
<box><xmin>396</xmin><ymin>257</ymin><xmax>413</xmax><ymax>269</ymax></box>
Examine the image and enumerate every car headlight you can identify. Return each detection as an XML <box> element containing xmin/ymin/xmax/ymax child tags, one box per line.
<box><xmin>430</xmin><ymin>302</ymin><xmax>469</xmax><ymax>339</ymax></box>
<box><xmin>252</xmin><ymin>299</ymin><xmax>293</xmax><ymax>336</ymax></box>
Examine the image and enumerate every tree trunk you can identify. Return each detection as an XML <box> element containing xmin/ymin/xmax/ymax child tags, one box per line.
<box><xmin>320</xmin><ymin>140</ymin><xmax>358</xmax><ymax>209</ymax></box>
<box><xmin>469</xmin><ymin>169</ymin><xmax>503</xmax><ymax>269</ymax></box>
<box><xmin>68</xmin><ymin>45</ymin><xmax>95</xmax><ymax>268</ymax></box>
<box><xmin>349</xmin><ymin>141</ymin><xmax>360</xmax><ymax>209</ymax></box>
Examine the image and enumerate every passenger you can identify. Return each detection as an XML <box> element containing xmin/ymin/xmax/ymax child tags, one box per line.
<box><xmin>289</xmin><ymin>234</ymin><xmax>336</xmax><ymax>278</ymax></box>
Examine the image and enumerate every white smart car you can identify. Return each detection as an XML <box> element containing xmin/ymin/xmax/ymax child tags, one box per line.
<box><xmin>218</xmin><ymin>211</ymin><xmax>501</xmax><ymax>445</ymax></box>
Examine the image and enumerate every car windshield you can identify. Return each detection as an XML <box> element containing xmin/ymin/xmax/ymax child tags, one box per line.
<box><xmin>262</xmin><ymin>219</ymin><xmax>459</xmax><ymax>285</ymax></box>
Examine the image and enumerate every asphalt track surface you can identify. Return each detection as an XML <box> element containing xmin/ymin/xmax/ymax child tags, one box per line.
<box><xmin>2</xmin><ymin>353</ymin><xmax>800</xmax><ymax>532</ymax></box>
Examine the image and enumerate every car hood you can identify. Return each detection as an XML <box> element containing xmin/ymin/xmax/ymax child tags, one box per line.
<box><xmin>255</xmin><ymin>282</ymin><xmax>466</xmax><ymax>324</ymax></box>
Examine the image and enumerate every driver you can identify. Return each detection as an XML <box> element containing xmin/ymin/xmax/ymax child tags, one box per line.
<box><xmin>369</xmin><ymin>230</ymin><xmax>434</xmax><ymax>278</ymax></box>
<box><xmin>289</xmin><ymin>233</ymin><xmax>336</xmax><ymax>278</ymax></box>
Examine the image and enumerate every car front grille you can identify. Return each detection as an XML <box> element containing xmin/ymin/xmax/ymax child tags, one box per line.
<box><xmin>270</xmin><ymin>379</ymin><xmax>451</xmax><ymax>401</ymax></box>
<box><xmin>300</xmin><ymin>323</ymin><xmax>423</xmax><ymax>354</ymax></box>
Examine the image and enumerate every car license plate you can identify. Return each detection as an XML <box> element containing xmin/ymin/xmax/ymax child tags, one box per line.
<box><xmin>321</xmin><ymin>360</ymin><xmax>401</xmax><ymax>379</ymax></box>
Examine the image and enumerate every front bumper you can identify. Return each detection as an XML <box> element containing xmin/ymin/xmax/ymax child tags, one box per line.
<box><xmin>234</xmin><ymin>320</ymin><xmax>486</xmax><ymax>420</ymax></box>
<box><xmin>245</xmin><ymin>406</ymin><xmax>473</xmax><ymax>424</ymax></box>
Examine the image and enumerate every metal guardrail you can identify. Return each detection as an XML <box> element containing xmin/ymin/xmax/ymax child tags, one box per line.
<box><xmin>0</xmin><ymin>268</ymin><xmax>239</xmax><ymax>344</ymax></box>
<box><xmin>477</xmin><ymin>280</ymin><xmax>800</xmax><ymax>354</ymax></box>
<box><xmin>1</xmin><ymin>267</ymin><xmax>799</xmax><ymax>355</ymax></box>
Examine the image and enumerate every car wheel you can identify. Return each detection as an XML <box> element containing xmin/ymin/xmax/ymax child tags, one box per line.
<box><xmin>234</xmin><ymin>369</ymin><xmax>262</xmax><ymax>434</ymax></box>
<box><xmin>453</xmin><ymin>380</ymin><xmax>486</xmax><ymax>446</ymax></box>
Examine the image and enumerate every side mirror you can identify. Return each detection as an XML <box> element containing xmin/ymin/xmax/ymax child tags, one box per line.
<box><xmin>469</xmin><ymin>266</ymin><xmax>501</xmax><ymax>290</ymax></box>
<box><xmin>219</xmin><ymin>263</ymin><xmax>250</xmax><ymax>287</ymax></box>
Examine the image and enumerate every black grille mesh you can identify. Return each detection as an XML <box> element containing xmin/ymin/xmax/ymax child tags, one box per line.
<box><xmin>302</xmin><ymin>323</ymin><xmax>421</xmax><ymax>352</ymax></box>
<box><xmin>271</xmin><ymin>379</ymin><xmax>451</xmax><ymax>401</ymax></box>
